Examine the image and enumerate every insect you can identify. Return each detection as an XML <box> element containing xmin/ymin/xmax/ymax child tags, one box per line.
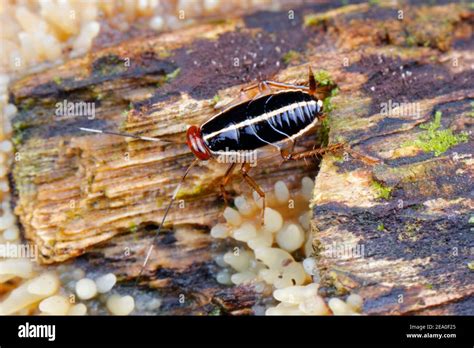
<box><xmin>79</xmin><ymin>66</ymin><xmax>374</xmax><ymax>282</ymax></box>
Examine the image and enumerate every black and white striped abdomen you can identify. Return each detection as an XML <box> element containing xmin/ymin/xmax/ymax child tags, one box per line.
<box><xmin>201</xmin><ymin>90</ymin><xmax>323</xmax><ymax>153</ymax></box>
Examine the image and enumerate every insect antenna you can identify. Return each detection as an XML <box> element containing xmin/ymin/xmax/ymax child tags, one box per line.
<box><xmin>134</xmin><ymin>157</ymin><xmax>199</xmax><ymax>287</ymax></box>
<box><xmin>78</xmin><ymin>127</ymin><xmax>183</xmax><ymax>144</ymax></box>
<box><xmin>78</xmin><ymin>126</ymin><xmax>198</xmax><ymax>286</ymax></box>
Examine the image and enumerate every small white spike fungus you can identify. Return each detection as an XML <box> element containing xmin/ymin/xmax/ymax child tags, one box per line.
<box><xmin>210</xmin><ymin>176</ymin><xmax>364</xmax><ymax>315</ymax></box>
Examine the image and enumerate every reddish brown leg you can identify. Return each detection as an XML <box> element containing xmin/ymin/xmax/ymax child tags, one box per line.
<box><xmin>242</xmin><ymin>79</ymin><xmax>310</xmax><ymax>95</ymax></box>
<box><xmin>220</xmin><ymin>163</ymin><xmax>237</xmax><ymax>205</ymax></box>
<box><xmin>280</xmin><ymin>143</ymin><xmax>344</xmax><ymax>160</ymax></box>
<box><xmin>240</xmin><ymin>163</ymin><xmax>266</xmax><ymax>223</ymax></box>
<box><xmin>280</xmin><ymin>143</ymin><xmax>381</xmax><ymax>165</ymax></box>
<box><xmin>218</xmin><ymin>67</ymin><xmax>316</xmax><ymax>110</ymax></box>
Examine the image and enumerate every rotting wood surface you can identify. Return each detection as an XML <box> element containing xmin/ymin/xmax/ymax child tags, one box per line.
<box><xmin>9</xmin><ymin>1</ymin><xmax>473</xmax><ymax>314</ymax></box>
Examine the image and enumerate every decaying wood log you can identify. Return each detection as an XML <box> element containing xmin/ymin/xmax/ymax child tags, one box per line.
<box><xmin>9</xmin><ymin>1</ymin><xmax>473</xmax><ymax>314</ymax></box>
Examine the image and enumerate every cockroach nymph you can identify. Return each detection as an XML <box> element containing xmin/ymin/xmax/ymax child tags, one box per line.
<box><xmin>79</xmin><ymin>66</ymin><xmax>373</xmax><ymax>281</ymax></box>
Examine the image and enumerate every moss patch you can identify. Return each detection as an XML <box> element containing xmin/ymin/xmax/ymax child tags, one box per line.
<box><xmin>164</xmin><ymin>68</ymin><xmax>181</xmax><ymax>83</ymax></box>
<box><xmin>314</xmin><ymin>70</ymin><xmax>334</xmax><ymax>87</ymax></box>
<box><xmin>372</xmin><ymin>180</ymin><xmax>392</xmax><ymax>200</ymax></box>
<box><xmin>404</xmin><ymin>111</ymin><xmax>468</xmax><ymax>156</ymax></box>
<box><xmin>175</xmin><ymin>184</ymin><xmax>206</xmax><ymax>199</ymax></box>
<box><xmin>282</xmin><ymin>50</ymin><xmax>301</xmax><ymax>65</ymax></box>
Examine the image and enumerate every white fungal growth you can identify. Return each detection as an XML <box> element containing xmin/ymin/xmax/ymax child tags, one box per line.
<box><xmin>106</xmin><ymin>295</ymin><xmax>135</xmax><ymax>315</ymax></box>
<box><xmin>273</xmin><ymin>261</ymin><xmax>307</xmax><ymax>289</ymax></box>
<box><xmin>230</xmin><ymin>271</ymin><xmax>256</xmax><ymax>285</ymax></box>
<box><xmin>247</xmin><ymin>229</ymin><xmax>273</xmax><ymax>250</ymax></box>
<box><xmin>265</xmin><ymin>302</ymin><xmax>302</xmax><ymax>315</ymax></box>
<box><xmin>274</xmin><ymin>180</ymin><xmax>290</xmax><ymax>203</ymax></box>
<box><xmin>27</xmin><ymin>273</ymin><xmax>60</xmax><ymax>296</ymax></box>
<box><xmin>213</xmin><ymin>254</ymin><xmax>227</xmax><ymax>268</ymax></box>
<box><xmin>75</xmin><ymin>278</ymin><xmax>98</xmax><ymax>300</ymax></box>
<box><xmin>95</xmin><ymin>273</ymin><xmax>117</xmax><ymax>294</ymax></box>
<box><xmin>346</xmin><ymin>293</ymin><xmax>363</xmax><ymax>312</ymax></box>
<box><xmin>223</xmin><ymin>207</ymin><xmax>242</xmax><ymax>226</ymax></box>
<box><xmin>299</xmin><ymin>295</ymin><xmax>329</xmax><ymax>315</ymax></box>
<box><xmin>234</xmin><ymin>196</ymin><xmax>255</xmax><ymax>216</ymax></box>
<box><xmin>298</xmin><ymin>212</ymin><xmax>311</xmax><ymax>231</ymax></box>
<box><xmin>3</xmin><ymin>226</ymin><xmax>19</xmax><ymax>241</ymax></box>
<box><xmin>68</xmin><ymin>303</ymin><xmax>87</xmax><ymax>316</ymax></box>
<box><xmin>0</xmin><ymin>273</ymin><xmax>60</xmax><ymax>315</ymax></box>
<box><xmin>273</xmin><ymin>283</ymin><xmax>319</xmax><ymax>304</ymax></box>
<box><xmin>328</xmin><ymin>298</ymin><xmax>358</xmax><ymax>315</ymax></box>
<box><xmin>210</xmin><ymin>223</ymin><xmax>229</xmax><ymax>239</ymax></box>
<box><xmin>39</xmin><ymin>295</ymin><xmax>70</xmax><ymax>315</ymax></box>
<box><xmin>223</xmin><ymin>250</ymin><xmax>251</xmax><ymax>272</ymax></box>
<box><xmin>254</xmin><ymin>247</ymin><xmax>294</xmax><ymax>270</ymax></box>
<box><xmin>209</xmin><ymin>176</ymin><xmax>364</xmax><ymax>316</ymax></box>
<box><xmin>263</xmin><ymin>208</ymin><xmax>283</xmax><ymax>233</ymax></box>
<box><xmin>233</xmin><ymin>222</ymin><xmax>257</xmax><ymax>242</ymax></box>
<box><xmin>301</xmin><ymin>177</ymin><xmax>315</xmax><ymax>201</ymax></box>
<box><xmin>216</xmin><ymin>269</ymin><xmax>232</xmax><ymax>285</ymax></box>
<box><xmin>302</xmin><ymin>257</ymin><xmax>318</xmax><ymax>276</ymax></box>
<box><xmin>0</xmin><ymin>259</ymin><xmax>34</xmax><ymax>280</ymax></box>
<box><xmin>276</xmin><ymin>223</ymin><xmax>305</xmax><ymax>252</ymax></box>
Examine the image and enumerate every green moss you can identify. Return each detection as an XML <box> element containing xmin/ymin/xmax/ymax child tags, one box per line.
<box><xmin>95</xmin><ymin>55</ymin><xmax>127</xmax><ymax>76</ymax></box>
<box><xmin>158</xmin><ymin>50</ymin><xmax>171</xmax><ymax>59</ymax></box>
<box><xmin>12</xmin><ymin>133</ymin><xmax>23</xmax><ymax>146</ymax></box>
<box><xmin>211</xmin><ymin>94</ymin><xmax>221</xmax><ymax>106</ymax></box>
<box><xmin>53</xmin><ymin>76</ymin><xmax>62</xmax><ymax>85</ymax></box>
<box><xmin>406</xmin><ymin>35</ymin><xmax>417</xmax><ymax>46</ymax></box>
<box><xmin>208</xmin><ymin>307</ymin><xmax>222</xmax><ymax>316</ymax></box>
<box><xmin>372</xmin><ymin>180</ymin><xmax>392</xmax><ymax>200</ymax></box>
<box><xmin>165</xmin><ymin>68</ymin><xmax>181</xmax><ymax>83</ymax></box>
<box><xmin>175</xmin><ymin>184</ymin><xmax>205</xmax><ymax>199</ymax></box>
<box><xmin>129</xmin><ymin>222</ymin><xmax>138</xmax><ymax>234</ymax></box>
<box><xmin>369</xmin><ymin>0</ymin><xmax>380</xmax><ymax>6</ymax></box>
<box><xmin>65</xmin><ymin>209</ymin><xmax>83</xmax><ymax>221</ymax></box>
<box><xmin>13</xmin><ymin>121</ymin><xmax>29</xmax><ymax>132</ymax></box>
<box><xmin>155</xmin><ymin>197</ymin><xmax>164</xmax><ymax>208</ymax></box>
<box><xmin>469</xmin><ymin>215</ymin><xmax>474</xmax><ymax>224</ymax></box>
<box><xmin>320</xmin><ymin>117</ymin><xmax>330</xmax><ymax>147</ymax></box>
<box><xmin>282</xmin><ymin>50</ymin><xmax>301</xmax><ymax>64</ymax></box>
<box><xmin>314</xmin><ymin>70</ymin><xmax>334</xmax><ymax>87</ymax></box>
<box><xmin>319</xmin><ymin>88</ymin><xmax>338</xmax><ymax>147</ymax></box>
<box><xmin>377</xmin><ymin>223</ymin><xmax>385</xmax><ymax>231</ymax></box>
<box><xmin>468</xmin><ymin>262</ymin><xmax>474</xmax><ymax>271</ymax></box>
<box><xmin>19</xmin><ymin>98</ymin><xmax>34</xmax><ymax>112</ymax></box>
<box><xmin>304</xmin><ymin>14</ymin><xmax>326</xmax><ymax>27</ymax></box>
<box><xmin>404</xmin><ymin>111</ymin><xmax>469</xmax><ymax>156</ymax></box>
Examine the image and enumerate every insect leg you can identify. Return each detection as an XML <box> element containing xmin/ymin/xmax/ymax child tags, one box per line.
<box><xmin>240</xmin><ymin>163</ymin><xmax>266</xmax><ymax>222</ymax></box>
<box><xmin>214</xmin><ymin>82</ymin><xmax>270</xmax><ymax>110</ymax></box>
<box><xmin>280</xmin><ymin>143</ymin><xmax>344</xmax><ymax>160</ymax></box>
<box><xmin>220</xmin><ymin>163</ymin><xmax>237</xmax><ymax>205</ymax></box>
<box><xmin>280</xmin><ymin>143</ymin><xmax>381</xmax><ymax>165</ymax></box>
<box><xmin>253</xmin><ymin>66</ymin><xmax>317</xmax><ymax>93</ymax></box>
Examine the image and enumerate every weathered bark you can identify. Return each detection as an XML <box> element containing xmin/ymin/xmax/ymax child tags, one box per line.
<box><xmin>9</xmin><ymin>1</ymin><xmax>473</xmax><ymax>314</ymax></box>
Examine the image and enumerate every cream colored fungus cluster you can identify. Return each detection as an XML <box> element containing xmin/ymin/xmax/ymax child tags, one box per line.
<box><xmin>0</xmin><ymin>258</ymin><xmax>139</xmax><ymax>315</ymax></box>
<box><xmin>211</xmin><ymin>178</ymin><xmax>363</xmax><ymax>315</ymax></box>
<box><xmin>1</xmin><ymin>0</ymin><xmax>279</xmax><ymax>73</ymax></box>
